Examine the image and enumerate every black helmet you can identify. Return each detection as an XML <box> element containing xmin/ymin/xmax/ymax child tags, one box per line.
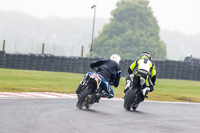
<box><xmin>140</xmin><ymin>51</ymin><xmax>151</xmax><ymax>60</ymax></box>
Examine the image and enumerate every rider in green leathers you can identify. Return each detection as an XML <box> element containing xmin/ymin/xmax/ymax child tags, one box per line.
<box><xmin>124</xmin><ymin>51</ymin><xmax>156</xmax><ymax>99</ymax></box>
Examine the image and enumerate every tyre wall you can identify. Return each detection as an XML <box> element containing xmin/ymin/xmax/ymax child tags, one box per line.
<box><xmin>0</xmin><ymin>51</ymin><xmax>200</xmax><ymax>81</ymax></box>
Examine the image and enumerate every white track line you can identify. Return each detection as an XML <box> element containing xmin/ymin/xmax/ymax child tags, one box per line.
<box><xmin>144</xmin><ymin>100</ymin><xmax>200</xmax><ymax>104</ymax></box>
<box><xmin>0</xmin><ymin>92</ymin><xmax>76</xmax><ymax>98</ymax></box>
<box><xmin>0</xmin><ymin>92</ymin><xmax>199</xmax><ymax>104</ymax></box>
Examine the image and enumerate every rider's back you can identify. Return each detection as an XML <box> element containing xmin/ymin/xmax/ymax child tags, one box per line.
<box><xmin>90</xmin><ymin>59</ymin><xmax>121</xmax><ymax>87</ymax></box>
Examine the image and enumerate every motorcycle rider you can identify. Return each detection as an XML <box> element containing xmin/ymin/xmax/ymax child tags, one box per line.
<box><xmin>124</xmin><ymin>51</ymin><xmax>156</xmax><ymax>100</ymax></box>
<box><xmin>75</xmin><ymin>54</ymin><xmax>121</xmax><ymax>100</ymax></box>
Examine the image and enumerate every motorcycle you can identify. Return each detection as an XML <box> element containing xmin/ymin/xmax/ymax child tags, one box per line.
<box><xmin>76</xmin><ymin>72</ymin><xmax>107</xmax><ymax>109</ymax></box>
<box><xmin>123</xmin><ymin>75</ymin><xmax>150</xmax><ymax>111</ymax></box>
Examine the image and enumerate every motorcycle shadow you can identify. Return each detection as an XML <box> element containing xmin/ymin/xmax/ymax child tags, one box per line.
<box><xmin>126</xmin><ymin>109</ymin><xmax>148</xmax><ymax>115</ymax></box>
<box><xmin>78</xmin><ymin>108</ymin><xmax>111</xmax><ymax>115</ymax></box>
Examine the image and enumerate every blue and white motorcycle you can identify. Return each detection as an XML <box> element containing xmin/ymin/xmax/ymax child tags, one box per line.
<box><xmin>76</xmin><ymin>72</ymin><xmax>107</xmax><ymax>109</ymax></box>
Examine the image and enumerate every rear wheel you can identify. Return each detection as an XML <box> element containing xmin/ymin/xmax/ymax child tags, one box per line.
<box><xmin>124</xmin><ymin>88</ymin><xmax>137</xmax><ymax>111</ymax></box>
<box><xmin>76</xmin><ymin>88</ymin><xmax>92</xmax><ymax>109</ymax></box>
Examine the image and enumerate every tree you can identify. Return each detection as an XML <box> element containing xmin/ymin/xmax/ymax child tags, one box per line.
<box><xmin>90</xmin><ymin>0</ymin><xmax>166</xmax><ymax>59</ymax></box>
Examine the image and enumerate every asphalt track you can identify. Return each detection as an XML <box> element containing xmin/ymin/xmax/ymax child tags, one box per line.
<box><xmin>0</xmin><ymin>98</ymin><xmax>200</xmax><ymax>133</ymax></box>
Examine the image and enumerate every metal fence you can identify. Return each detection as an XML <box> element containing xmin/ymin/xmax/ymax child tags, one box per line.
<box><xmin>0</xmin><ymin>51</ymin><xmax>200</xmax><ymax>81</ymax></box>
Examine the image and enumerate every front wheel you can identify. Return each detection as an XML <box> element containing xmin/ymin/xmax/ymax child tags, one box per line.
<box><xmin>124</xmin><ymin>88</ymin><xmax>137</xmax><ymax>111</ymax></box>
<box><xmin>76</xmin><ymin>88</ymin><xmax>92</xmax><ymax>109</ymax></box>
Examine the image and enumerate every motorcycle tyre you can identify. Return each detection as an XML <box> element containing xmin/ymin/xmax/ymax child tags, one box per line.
<box><xmin>76</xmin><ymin>87</ymin><xmax>92</xmax><ymax>109</ymax></box>
<box><xmin>124</xmin><ymin>88</ymin><xmax>137</xmax><ymax>111</ymax></box>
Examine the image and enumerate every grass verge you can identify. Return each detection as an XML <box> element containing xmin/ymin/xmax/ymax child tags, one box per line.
<box><xmin>0</xmin><ymin>68</ymin><xmax>199</xmax><ymax>102</ymax></box>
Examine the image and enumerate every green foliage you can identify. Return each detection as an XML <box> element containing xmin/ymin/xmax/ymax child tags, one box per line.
<box><xmin>91</xmin><ymin>0</ymin><xmax>166</xmax><ymax>59</ymax></box>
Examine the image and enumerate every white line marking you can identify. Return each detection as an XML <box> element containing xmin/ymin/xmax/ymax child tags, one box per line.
<box><xmin>144</xmin><ymin>100</ymin><xmax>200</xmax><ymax>105</ymax></box>
<box><xmin>0</xmin><ymin>92</ymin><xmax>199</xmax><ymax>104</ymax></box>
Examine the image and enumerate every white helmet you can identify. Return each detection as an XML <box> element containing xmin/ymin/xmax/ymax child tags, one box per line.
<box><xmin>110</xmin><ymin>54</ymin><xmax>121</xmax><ymax>65</ymax></box>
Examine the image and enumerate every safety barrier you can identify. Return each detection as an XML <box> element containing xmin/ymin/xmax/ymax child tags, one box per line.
<box><xmin>0</xmin><ymin>51</ymin><xmax>200</xmax><ymax>81</ymax></box>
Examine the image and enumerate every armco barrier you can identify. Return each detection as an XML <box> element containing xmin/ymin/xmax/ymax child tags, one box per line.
<box><xmin>0</xmin><ymin>51</ymin><xmax>200</xmax><ymax>81</ymax></box>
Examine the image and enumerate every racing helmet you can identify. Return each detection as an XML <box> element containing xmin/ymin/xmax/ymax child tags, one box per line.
<box><xmin>140</xmin><ymin>51</ymin><xmax>151</xmax><ymax>60</ymax></box>
<box><xmin>110</xmin><ymin>54</ymin><xmax>121</xmax><ymax>65</ymax></box>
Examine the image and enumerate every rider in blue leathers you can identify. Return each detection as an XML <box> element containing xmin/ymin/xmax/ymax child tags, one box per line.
<box><xmin>75</xmin><ymin>54</ymin><xmax>121</xmax><ymax>99</ymax></box>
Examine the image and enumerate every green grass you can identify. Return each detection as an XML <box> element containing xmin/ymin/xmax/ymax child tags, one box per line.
<box><xmin>0</xmin><ymin>68</ymin><xmax>200</xmax><ymax>102</ymax></box>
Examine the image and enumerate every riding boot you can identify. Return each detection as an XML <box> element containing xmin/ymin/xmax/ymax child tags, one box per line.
<box><xmin>141</xmin><ymin>87</ymin><xmax>150</xmax><ymax>101</ymax></box>
<box><xmin>124</xmin><ymin>80</ymin><xmax>131</xmax><ymax>93</ymax></box>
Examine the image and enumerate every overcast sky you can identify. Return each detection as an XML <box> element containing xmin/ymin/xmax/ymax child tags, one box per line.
<box><xmin>1</xmin><ymin>0</ymin><xmax>200</xmax><ymax>35</ymax></box>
